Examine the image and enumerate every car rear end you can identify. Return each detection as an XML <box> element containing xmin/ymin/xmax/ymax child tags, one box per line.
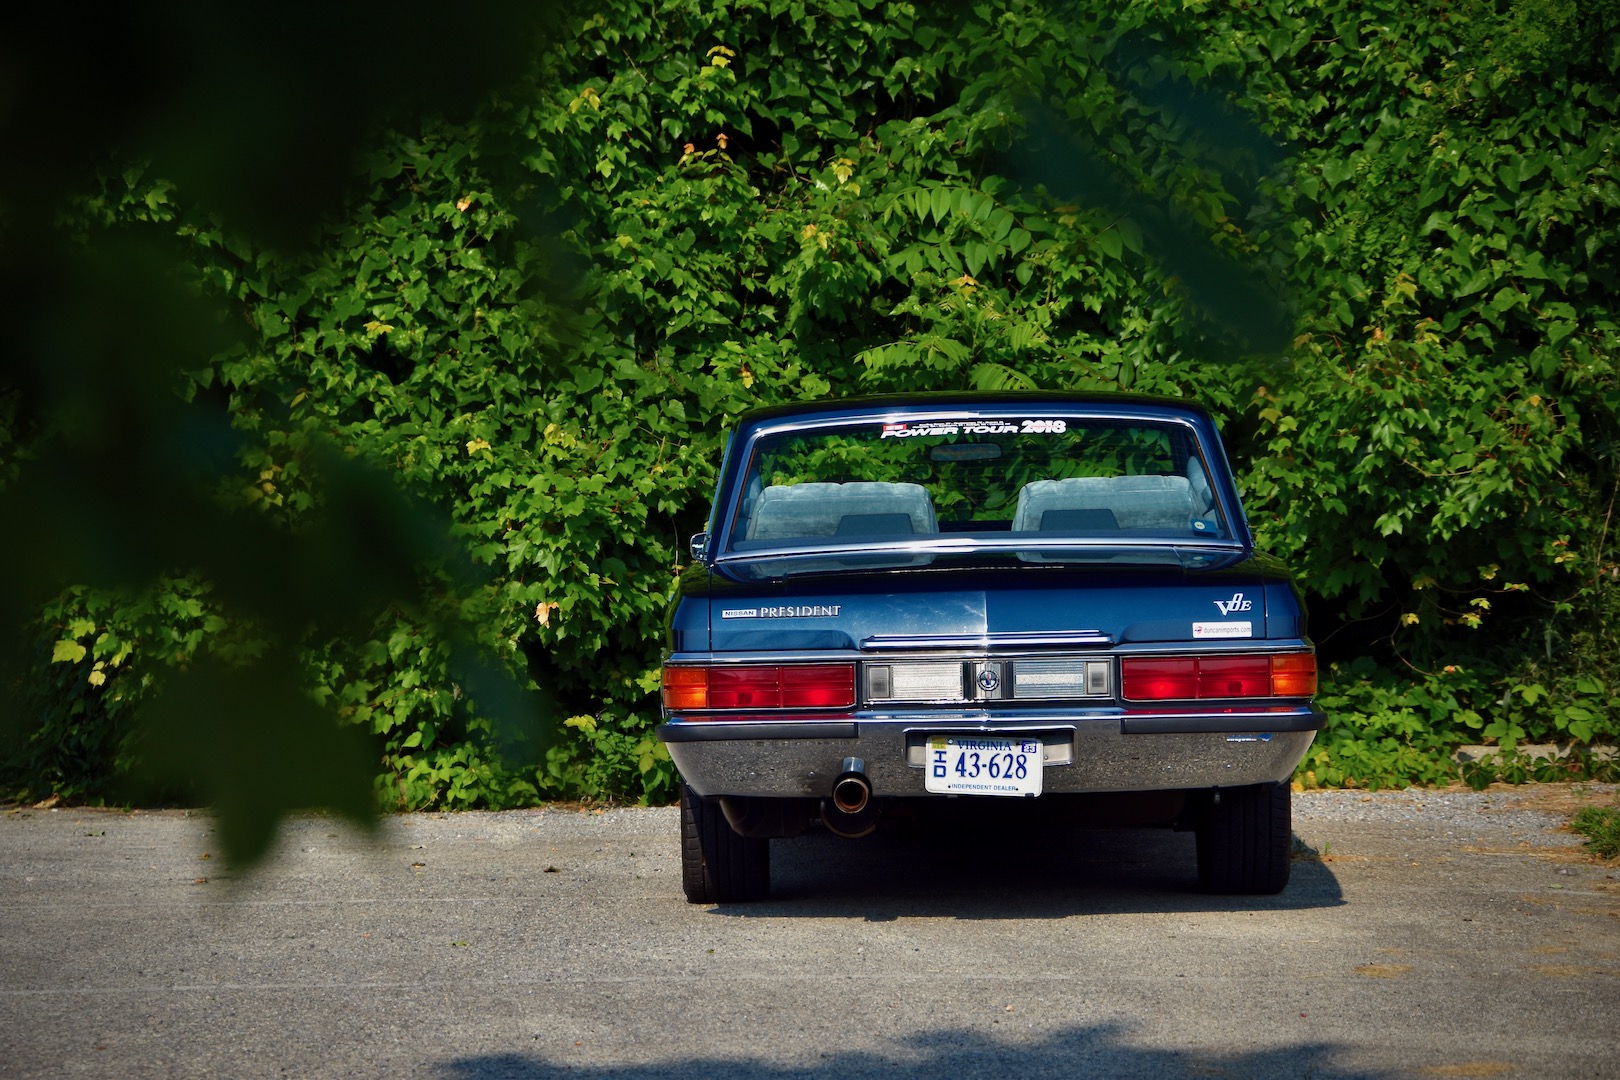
<box><xmin>659</xmin><ymin>394</ymin><xmax>1324</xmax><ymax>900</ymax></box>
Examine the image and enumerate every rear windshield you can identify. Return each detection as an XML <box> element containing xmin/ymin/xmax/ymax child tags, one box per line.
<box><xmin>722</xmin><ymin>415</ymin><xmax>1231</xmax><ymax>572</ymax></box>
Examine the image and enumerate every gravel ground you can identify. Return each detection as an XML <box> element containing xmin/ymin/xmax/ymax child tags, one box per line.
<box><xmin>2</xmin><ymin>783</ymin><xmax>1618</xmax><ymax>1079</ymax></box>
<box><xmin>1292</xmin><ymin>782</ymin><xmax>1618</xmax><ymax>840</ymax></box>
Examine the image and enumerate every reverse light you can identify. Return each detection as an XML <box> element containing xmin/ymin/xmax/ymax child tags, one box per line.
<box><xmin>1121</xmin><ymin>653</ymin><xmax>1316</xmax><ymax>702</ymax></box>
<box><xmin>662</xmin><ymin>663</ymin><xmax>856</xmax><ymax>711</ymax></box>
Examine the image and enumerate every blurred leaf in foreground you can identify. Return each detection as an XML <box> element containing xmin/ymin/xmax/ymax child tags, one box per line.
<box><xmin>0</xmin><ymin>1</ymin><xmax>571</xmax><ymax>863</ymax></box>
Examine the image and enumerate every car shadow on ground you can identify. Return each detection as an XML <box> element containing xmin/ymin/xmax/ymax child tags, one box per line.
<box><xmin>719</xmin><ymin>808</ymin><xmax>1344</xmax><ymax>919</ymax></box>
<box><xmin>442</xmin><ymin>1024</ymin><xmax>1368</xmax><ymax>1080</ymax></box>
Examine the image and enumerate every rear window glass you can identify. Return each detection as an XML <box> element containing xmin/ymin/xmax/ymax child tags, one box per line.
<box><xmin>725</xmin><ymin>416</ymin><xmax>1228</xmax><ymax>562</ymax></box>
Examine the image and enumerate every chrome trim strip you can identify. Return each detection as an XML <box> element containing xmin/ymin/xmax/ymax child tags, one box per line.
<box><xmin>658</xmin><ymin>719</ymin><xmax>859</xmax><ymax>743</ymax></box>
<box><xmin>716</xmin><ymin>535</ymin><xmax>1245</xmax><ymax>561</ymax></box>
<box><xmin>1121</xmin><ymin>705</ymin><xmax>1325</xmax><ymax>734</ymax></box>
<box><xmin>862</xmin><ymin>631</ymin><xmax>1114</xmax><ymax>651</ymax></box>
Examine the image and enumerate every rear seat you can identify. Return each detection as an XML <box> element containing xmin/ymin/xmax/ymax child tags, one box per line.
<box><xmin>745</xmin><ymin>482</ymin><xmax>939</xmax><ymax>542</ymax></box>
<box><xmin>1013</xmin><ymin>475</ymin><xmax>1197</xmax><ymax>532</ymax></box>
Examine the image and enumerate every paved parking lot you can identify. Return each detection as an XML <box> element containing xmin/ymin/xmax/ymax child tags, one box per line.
<box><xmin>2</xmin><ymin>786</ymin><xmax>1617</xmax><ymax>1078</ymax></box>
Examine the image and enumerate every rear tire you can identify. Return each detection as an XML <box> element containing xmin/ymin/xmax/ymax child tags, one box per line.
<box><xmin>680</xmin><ymin>783</ymin><xmax>770</xmax><ymax>903</ymax></box>
<box><xmin>1196</xmin><ymin>783</ymin><xmax>1292</xmax><ymax>895</ymax></box>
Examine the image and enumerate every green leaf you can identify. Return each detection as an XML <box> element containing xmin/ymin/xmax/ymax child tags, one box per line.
<box><xmin>1320</xmin><ymin>158</ymin><xmax>1355</xmax><ymax>187</ymax></box>
<box><xmin>52</xmin><ymin>640</ymin><xmax>88</xmax><ymax>665</ymax></box>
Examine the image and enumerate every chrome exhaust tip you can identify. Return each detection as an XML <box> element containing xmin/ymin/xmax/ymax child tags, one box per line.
<box><xmin>831</xmin><ymin>773</ymin><xmax>871</xmax><ymax>815</ymax></box>
<box><xmin>823</xmin><ymin>757</ymin><xmax>880</xmax><ymax>838</ymax></box>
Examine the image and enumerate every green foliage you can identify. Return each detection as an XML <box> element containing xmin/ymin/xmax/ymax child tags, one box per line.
<box><xmin>1238</xmin><ymin>0</ymin><xmax>1620</xmax><ymax>625</ymax></box>
<box><xmin>1570</xmin><ymin>804</ymin><xmax>1620</xmax><ymax>859</ymax></box>
<box><xmin>1457</xmin><ymin>749</ymin><xmax>1619</xmax><ymax>790</ymax></box>
<box><xmin>0</xmin><ymin>2</ymin><xmax>581</xmax><ymax>859</ymax></box>
<box><xmin>1300</xmin><ymin>660</ymin><xmax>1472</xmax><ymax>790</ymax></box>
<box><xmin>538</xmin><ymin>711</ymin><xmax>677</xmax><ymax>806</ymax></box>
<box><xmin>6</xmin><ymin>0</ymin><xmax>1619</xmax><ymax>815</ymax></box>
<box><xmin>1302</xmin><ymin>658</ymin><xmax>1620</xmax><ymax>791</ymax></box>
<box><xmin>18</xmin><ymin>580</ymin><xmax>208</xmax><ymax>803</ymax></box>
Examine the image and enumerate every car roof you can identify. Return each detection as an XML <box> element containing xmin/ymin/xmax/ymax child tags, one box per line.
<box><xmin>732</xmin><ymin>391</ymin><xmax>1216</xmax><ymax>429</ymax></box>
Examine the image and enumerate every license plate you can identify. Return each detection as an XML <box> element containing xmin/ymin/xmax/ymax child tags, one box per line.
<box><xmin>924</xmin><ymin>736</ymin><xmax>1043</xmax><ymax>797</ymax></box>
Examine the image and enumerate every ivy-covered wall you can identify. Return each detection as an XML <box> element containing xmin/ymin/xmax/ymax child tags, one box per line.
<box><xmin>6</xmin><ymin>0</ymin><xmax>1618</xmax><ymax>818</ymax></box>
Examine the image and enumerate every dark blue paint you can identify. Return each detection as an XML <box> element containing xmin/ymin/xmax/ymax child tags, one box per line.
<box><xmin>666</xmin><ymin>393</ymin><xmax>1312</xmax><ymax>656</ymax></box>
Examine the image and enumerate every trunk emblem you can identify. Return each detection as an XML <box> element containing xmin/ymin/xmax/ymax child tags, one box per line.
<box><xmin>721</xmin><ymin>605</ymin><xmax>842</xmax><ymax>619</ymax></box>
<box><xmin>976</xmin><ymin>667</ymin><xmax>1001</xmax><ymax>692</ymax></box>
<box><xmin>1213</xmin><ymin>592</ymin><xmax>1252</xmax><ymax>616</ymax></box>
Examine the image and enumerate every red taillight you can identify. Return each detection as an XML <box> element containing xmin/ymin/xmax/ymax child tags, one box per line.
<box><xmin>1197</xmin><ymin>656</ymin><xmax>1273</xmax><ymax>698</ymax></box>
<box><xmin>1121</xmin><ymin>654</ymin><xmax>1316</xmax><ymax>701</ymax></box>
<box><xmin>1120</xmin><ymin>658</ymin><xmax>1199</xmax><ymax>701</ymax></box>
<box><xmin>781</xmin><ymin>664</ymin><xmax>856</xmax><ymax>707</ymax></box>
<box><xmin>709</xmin><ymin>666</ymin><xmax>782</xmax><ymax>708</ymax></box>
<box><xmin>662</xmin><ymin>664</ymin><xmax>856</xmax><ymax>711</ymax></box>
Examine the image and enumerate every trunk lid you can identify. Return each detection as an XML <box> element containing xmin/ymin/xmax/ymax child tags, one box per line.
<box><xmin>703</xmin><ymin>564</ymin><xmax>1279</xmax><ymax>653</ymax></box>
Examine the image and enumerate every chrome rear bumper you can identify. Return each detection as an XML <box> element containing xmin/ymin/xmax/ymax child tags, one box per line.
<box><xmin>659</xmin><ymin>705</ymin><xmax>1323</xmax><ymax>798</ymax></box>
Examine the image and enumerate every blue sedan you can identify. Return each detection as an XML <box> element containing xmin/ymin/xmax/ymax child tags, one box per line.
<box><xmin>659</xmin><ymin>393</ymin><xmax>1324</xmax><ymax>901</ymax></box>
